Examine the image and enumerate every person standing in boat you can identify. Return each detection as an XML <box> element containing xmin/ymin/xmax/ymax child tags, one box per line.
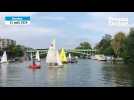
<box><xmin>32</xmin><ymin>58</ymin><xmax>36</xmax><ymax>66</ymax></box>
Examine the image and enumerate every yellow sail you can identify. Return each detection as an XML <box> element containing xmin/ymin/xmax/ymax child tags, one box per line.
<box><xmin>59</xmin><ymin>48</ymin><xmax>67</xmax><ymax>63</ymax></box>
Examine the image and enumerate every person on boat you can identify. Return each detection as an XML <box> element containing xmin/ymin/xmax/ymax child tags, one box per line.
<box><xmin>32</xmin><ymin>58</ymin><xmax>36</xmax><ymax>66</ymax></box>
<box><xmin>29</xmin><ymin>58</ymin><xmax>39</xmax><ymax>68</ymax></box>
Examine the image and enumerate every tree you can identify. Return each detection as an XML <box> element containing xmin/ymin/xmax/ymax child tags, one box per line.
<box><xmin>95</xmin><ymin>34</ymin><xmax>114</xmax><ymax>55</ymax></box>
<box><xmin>15</xmin><ymin>45</ymin><xmax>24</xmax><ymax>57</ymax></box>
<box><xmin>4</xmin><ymin>44</ymin><xmax>24</xmax><ymax>58</ymax></box>
<box><xmin>111</xmin><ymin>32</ymin><xmax>126</xmax><ymax>58</ymax></box>
<box><xmin>103</xmin><ymin>46</ymin><xmax>114</xmax><ymax>56</ymax></box>
<box><xmin>123</xmin><ymin>29</ymin><xmax>134</xmax><ymax>63</ymax></box>
<box><xmin>76</xmin><ymin>42</ymin><xmax>92</xmax><ymax>49</ymax></box>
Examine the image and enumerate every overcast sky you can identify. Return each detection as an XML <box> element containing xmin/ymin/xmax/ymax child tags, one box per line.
<box><xmin>0</xmin><ymin>12</ymin><xmax>133</xmax><ymax>49</ymax></box>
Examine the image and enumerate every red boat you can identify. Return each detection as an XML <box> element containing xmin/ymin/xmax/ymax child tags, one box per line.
<box><xmin>29</xmin><ymin>64</ymin><xmax>41</xmax><ymax>69</ymax></box>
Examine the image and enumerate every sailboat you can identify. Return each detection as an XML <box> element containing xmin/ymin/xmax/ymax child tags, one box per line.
<box><xmin>68</xmin><ymin>53</ymin><xmax>71</xmax><ymax>61</ymax></box>
<box><xmin>35</xmin><ymin>50</ymin><xmax>41</xmax><ymax>67</ymax></box>
<box><xmin>59</xmin><ymin>48</ymin><xmax>68</xmax><ymax>64</ymax></box>
<box><xmin>68</xmin><ymin>53</ymin><xmax>78</xmax><ymax>63</ymax></box>
<box><xmin>46</xmin><ymin>39</ymin><xmax>58</xmax><ymax>66</ymax></box>
<box><xmin>68</xmin><ymin>53</ymin><xmax>74</xmax><ymax>63</ymax></box>
<box><xmin>35</xmin><ymin>50</ymin><xmax>40</xmax><ymax>62</ymax></box>
<box><xmin>0</xmin><ymin>51</ymin><xmax>8</xmax><ymax>64</ymax></box>
<box><xmin>56</xmin><ymin>50</ymin><xmax>63</xmax><ymax>66</ymax></box>
<box><xmin>29</xmin><ymin>50</ymin><xmax>41</xmax><ymax>69</ymax></box>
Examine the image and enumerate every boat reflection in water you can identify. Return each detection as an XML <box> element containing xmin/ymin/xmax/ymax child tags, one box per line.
<box><xmin>0</xmin><ymin>63</ymin><xmax>8</xmax><ymax>86</ymax></box>
<box><xmin>47</xmin><ymin>65</ymin><xmax>67</xmax><ymax>87</ymax></box>
<box><xmin>31</xmin><ymin>69</ymin><xmax>37</xmax><ymax>86</ymax></box>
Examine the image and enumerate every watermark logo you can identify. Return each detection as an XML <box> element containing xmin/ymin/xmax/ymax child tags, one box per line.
<box><xmin>4</xmin><ymin>16</ymin><xmax>30</xmax><ymax>25</ymax></box>
<box><xmin>108</xmin><ymin>17</ymin><xmax>128</xmax><ymax>27</ymax></box>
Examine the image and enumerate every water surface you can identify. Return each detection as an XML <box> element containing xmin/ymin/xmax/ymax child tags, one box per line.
<box><xmin>0</xmin><ymin>59</ymin><xmax>133</xmax><ymax>87</ymax></box>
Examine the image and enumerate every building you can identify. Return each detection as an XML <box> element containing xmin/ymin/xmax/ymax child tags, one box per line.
<box><xmin>0</xmin><ymin>38</ymin><xmax>16</xmax><ymax>49</ymax></box>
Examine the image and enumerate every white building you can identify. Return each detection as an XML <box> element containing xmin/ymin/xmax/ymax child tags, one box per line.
<box><xmin>0</xmin><ymin>38</ymin><xmax>16</xmax><ymax>49</ymax></box>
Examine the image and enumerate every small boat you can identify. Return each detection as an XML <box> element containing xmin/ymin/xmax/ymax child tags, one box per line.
<box><xmin>29</xmin><ymin>63</ymin><xmax>41</xmax><ymax>69</ymax></box>
<box><xmin>8</xmin><ymin>59</ymin><xmax>16</xmax><ymax>63</ymax></box>
<box><xmin>29</xmin><ymin>58</ymin><xmax>41</xmax><ymax>69</ymax></box>
<box><xmin>106</xmin><ymin>56</ymin><xmax>114</xmax><ymax>61</ymax></box>
<box><xmin>91</xmin><ymin>55</ymin><xmax>97</xmax><ymax>60</ymax></box>
<box><xmin>59</xmin><ymin>48</ymin><xmax>68</xmax><ymax>64</ymax></box>
<box><xmin>68</xmin><ymin>53</ymin><xmax>78</xmax><ymax>63</ymax></box>
<box><xmin>29</xmin><ymin>50</ymin><xmax>41</xmax><ymax>69</ymax></box>
<box><xmin>95</xmin><ymin>55</ymin><xmax>107</xmax><ymax>61</ymax></box>
<box><xmin>69</xmin><ymin>58</ymin><xmax>78</xmax><ymax>63</ymax></box>
<box><xmin>0</xmin><ymin>51</ymin><xmax>8</xmax><ymax>64</ymax></box>
<box><xmin>68</xmin><ymin>53</ymin><xmax>72</xmax><ymax>63</ymax></box>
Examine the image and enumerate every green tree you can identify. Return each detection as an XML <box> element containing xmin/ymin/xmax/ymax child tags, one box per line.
<box><xmin>4</xmin><ymin>44</ymin><xmax>24</xmax><ymax>58</ymax></box>
<box><xmin>15</xmin><ymin>45</ymin><xmax>24</xmax><ymax>57</ymax></box>
<box><xmin>95</xmin><ymin>34</ymin><xmax>114</xmax><ymax>55</ymax></box>
<box><xmin>111</xmin><ymin>32</ymin><xmax>126</xmax><ymax>58</ymax></box>
<box><xmin>76</xmin><ymin>42</ymin><xmax>92</xmax><ymax>49</ymax></box>
<box><xmin>123</xmin><ymin>29</ymin><xmax>134</xmax><ymax>63</ymax></box>
<box><xmin>103</xmin><ymin>46</ymin><xmax>114</xmax><ymax>56</ymax></box>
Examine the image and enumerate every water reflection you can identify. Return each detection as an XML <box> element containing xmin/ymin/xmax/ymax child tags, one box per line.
<box><xmin>0</xmin><ymin>59</ymin><xmax>134</xmax><ymax>87</ymax></box>
<box><xmin>102</xmin><ymin>62</ymin><xmax>134</xmax><ymax>87</ymax></box>
<box><xmin>0</xmin><ymin>63</ymin><xmax>8</xmax><ymax>86</ymax></box>
<box><xmin>26</xmin><ymin>66</ymin><xmax>43</xmax><ymax>87</ymax></box>
<box><xmin>126</xmin><ymin>65</ymin><xmax>134</xmax><ymax>86</ymax></box>
<box><xmin>47</xmin><ymin>66</ymin><xmax>66</xmax><ymax>87</ymax></box>
<box><xmin>31</xmin><ymin>69</ymin><xmax>37</xmax><ymax>84</ymax></box>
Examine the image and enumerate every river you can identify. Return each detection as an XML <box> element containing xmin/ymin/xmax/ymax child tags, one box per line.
<box><xmin>0</xmin><ymin>59</ymin><xmax>134</xmax><ymax>87</ymax></box>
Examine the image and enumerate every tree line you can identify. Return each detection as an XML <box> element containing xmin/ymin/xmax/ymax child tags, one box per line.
<box><xmin>0</xmin><ymin>44</ymin><xmax>25</xmax><ymax>59</ymax></box>
<box><xmin>75</xmin><ymin>28</ymin><xmax>134</xmax><ymax>64</ymax></box>
<box><xmin>95</xmin><ymin>28</ymin><xmax>134</xmax><ymax>64</ymax></box>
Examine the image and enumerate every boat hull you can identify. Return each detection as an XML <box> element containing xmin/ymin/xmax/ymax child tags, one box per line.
<box><xmin>62</xmin><ymin>62</ymin><xmax>68</xmax><ymax>64</ymax></box>
<box><xmin>0</xmin><ymin>62</ymin><xmax>9</xmax><ymax>64</ymax></box>
<box><xmin>29</xmin><ymin>64</ymin><xmax>41</xmax><ymax>69</ymax></box>
<box><xmin>47</xmin><ymin>63</ymin><xmax>58</xmax><ymax>66</ymax></box>
<box><xmin>68</xmin><ymin>60</ymin><xmax>78</xmax><ymax>63</ymax></box>
<box><xmin>99</xmin><ymin>59</ymin><xmax>107</xmax><ymax>61</ymax></box>
<box><xmin>48</xmin><ymin>65</ymin><xmax>64</xmax><ymax>68</ymax></box>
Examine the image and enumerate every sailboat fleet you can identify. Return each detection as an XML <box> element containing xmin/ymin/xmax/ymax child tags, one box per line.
<box><xmin>46</xmin><ymin>39</ymin><xmax>65</xmax><ymax>67</ymax></box>
<box><xmin>0</xmin><ymin>39</ymin><xmax>78</xmax><ymax>69</ymax></box>
<box><xmin>46</xmin><ymin>39</ymin><xmax>78</xmax><ymax>67</ymax></box>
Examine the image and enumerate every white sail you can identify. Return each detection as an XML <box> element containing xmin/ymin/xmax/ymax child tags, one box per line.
<box><xmin>46</xmin><ymin>39</ymin><xmax>57</xmax><ymax>64</ymax></box>
<box><xmin>35</xmin><ymin>50</ymin><xmax>40</xmax><ymax>61</ymax></box>
<box><xmin>1</xmin><ymin>51</ymin><xmax>8</xmax><ymax>63</ymax></box>
<box><xmin>56</xmin><ymin>50</ymin><xmax>63</xmax><ymax>66</ymax></box>
<box><xmin>68</xmin><ymin>53</ymin><xmax>71</xmax><ymax>60</ymax></box>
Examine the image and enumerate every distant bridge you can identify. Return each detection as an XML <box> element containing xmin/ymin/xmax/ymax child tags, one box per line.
<box><xmin>25</xmin><ymin>49</ymin><xmax>97</xmax><ymax>57</ymax></box>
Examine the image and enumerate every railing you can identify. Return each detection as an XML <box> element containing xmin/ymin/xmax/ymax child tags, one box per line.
<box><xmin>26</xmin><ymin>49</ymin><xmax>96</xmax><ymax>52</ymax></box>
<box><xmin>25</xmin><ymin>49</ymin><xmax>97</xmax><ymax>56</ymax></box>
